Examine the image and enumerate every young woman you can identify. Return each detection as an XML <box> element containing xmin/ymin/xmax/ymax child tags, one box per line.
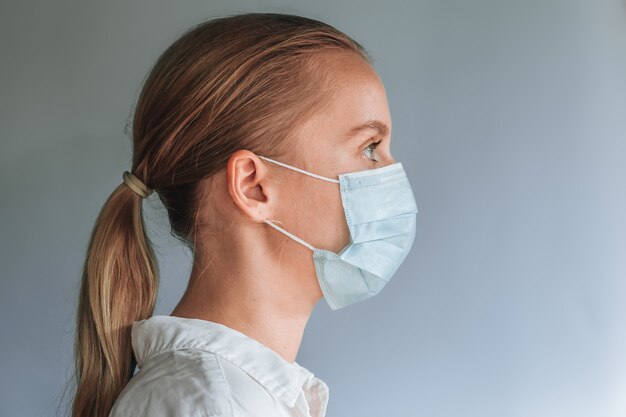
<box><xmin>70</xmin><ymin>12</ymin><xmax>418</xmax><ymax>417</ymax></box>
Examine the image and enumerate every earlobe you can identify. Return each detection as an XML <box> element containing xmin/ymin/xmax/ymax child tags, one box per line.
<box><xmin>227</xmin><ymin>150</ymin><xmax>270</xmax><ymax>223</ymax></box>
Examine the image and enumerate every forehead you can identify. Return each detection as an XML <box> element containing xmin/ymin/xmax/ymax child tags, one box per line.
<box><xmin>301</xmin><ymin>52</ymin><xmax>392</xmax><ymax>141</ymax></box>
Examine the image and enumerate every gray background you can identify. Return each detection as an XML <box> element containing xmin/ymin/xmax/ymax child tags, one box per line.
<box><xmin>1</xmin><ymin>1</ymin><xmax>625</xmax><ymax>416</ymax></box>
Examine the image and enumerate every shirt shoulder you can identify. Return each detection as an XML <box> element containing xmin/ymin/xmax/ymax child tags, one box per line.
<box><xmin>217</xmin><ymin>356</ymin><xmax>294</xmax><ymax>417</ymax></box>
<box><xmin>109</xmin><ymin>349</ymin><xmax>235</xmax><ymax>417</ymax></box>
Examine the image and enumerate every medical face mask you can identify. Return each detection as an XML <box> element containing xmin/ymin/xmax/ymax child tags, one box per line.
<box><xmin>257</xmin><ymin>155</ymin><xmax>419</xmax><ymax>310</ymax></box>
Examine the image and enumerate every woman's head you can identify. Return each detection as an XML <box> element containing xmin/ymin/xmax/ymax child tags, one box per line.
<box><xmin>130</xmin><ymin>13</ymin><xmax>377</xmax><ymax>244</ymax></box>
<box><xmin>71</xmin><ymin>12</ymin><xmax>391</xmax><ymax>417</ymax></box>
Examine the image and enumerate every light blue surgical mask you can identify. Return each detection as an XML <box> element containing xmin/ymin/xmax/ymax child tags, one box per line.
<box><xmin>258</xmin><ymin>155</ymin><xmax>419</xmax><ymax>310</ymax></box>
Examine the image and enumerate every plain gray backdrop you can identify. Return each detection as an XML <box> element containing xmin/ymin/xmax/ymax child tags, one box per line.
<box><xmin>1</xmin><ymin>1</ymin><xmax>625</xmax><ymax>416</ymax></box>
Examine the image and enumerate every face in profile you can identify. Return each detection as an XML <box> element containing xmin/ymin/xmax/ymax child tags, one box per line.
<box><xmin>261</xmin><ymin>50</ymin><xmax>397</xmax><ymax>302</ymax></box>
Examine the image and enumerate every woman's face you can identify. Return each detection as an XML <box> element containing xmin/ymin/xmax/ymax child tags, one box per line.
<box><xmin>269</xmin><ymin>51</ymin><xmax>395</xmax><ymax>296</ymax></box>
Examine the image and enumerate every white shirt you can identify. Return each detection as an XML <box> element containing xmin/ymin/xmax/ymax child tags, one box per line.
<box><xmin>108</xmin><ymin>315</ymin><xmax>329</xmax><ymax>417</ymax></box>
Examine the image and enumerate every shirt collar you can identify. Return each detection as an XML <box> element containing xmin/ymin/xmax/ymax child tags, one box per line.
<box><xmin>131</xmin><ymin>314</ymin><xmax>328</xmax><ymax>409</ymax></box>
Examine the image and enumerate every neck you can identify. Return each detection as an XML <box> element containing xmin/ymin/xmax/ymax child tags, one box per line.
<box><xmin>170</xmin><ymin>235</ymin><xmax>318</xmax><ymax>364</ymax></box>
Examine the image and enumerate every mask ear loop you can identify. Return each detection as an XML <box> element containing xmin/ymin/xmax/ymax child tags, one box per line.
<box><xmin>257</xmin><ymin>155</ymin><xmax>340</xmax><ymax>184</ymax></box>
<box><xmin>257</xmin><ymin>155</ymin><xmax>340</xmax><ymax>251</ymax></box>
<box><xmin>263</xmin><ymin>219</ymin><xmax>315</xmax><ymax>251</ymax></box>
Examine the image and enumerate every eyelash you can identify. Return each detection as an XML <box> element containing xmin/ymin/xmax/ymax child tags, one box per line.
<box><xmin>363</xmin><ymin>139</ymin><xmax>382</xmax><ymax>162</ymax></box>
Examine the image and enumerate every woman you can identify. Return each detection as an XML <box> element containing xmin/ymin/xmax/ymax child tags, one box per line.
<box><xmin>70</xmin><ymin>12</ymin><xmax>418</xmax><ymax>417</ymax></box>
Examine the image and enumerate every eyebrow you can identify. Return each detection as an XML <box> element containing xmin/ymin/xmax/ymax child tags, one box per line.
<box><xmin>345</xmin><ymin>119</ymin><xmax>390</xmax><ymax>140</ymax></box>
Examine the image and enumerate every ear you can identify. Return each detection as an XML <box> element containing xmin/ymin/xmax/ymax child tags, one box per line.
<box><xmin>226</xmin><ymin>149</ymin><xmax>273</xmax><ymax>223</ymax></box>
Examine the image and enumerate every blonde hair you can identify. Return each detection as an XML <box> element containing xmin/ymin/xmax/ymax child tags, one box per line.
<box><xmin>67</xmin><ymin>12</ymin><xmax>371</xmax><ymax>417</ymax></box>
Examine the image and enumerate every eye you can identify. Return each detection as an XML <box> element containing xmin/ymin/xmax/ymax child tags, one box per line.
<box><xmin>363</xmin><ymin>139</ymin><xmax>382</xmax><ymax>163</ymax></box>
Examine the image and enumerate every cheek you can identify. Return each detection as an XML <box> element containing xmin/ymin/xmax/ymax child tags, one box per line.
<box><xmin>299</xmin><ymin>179</ymin><xmax>350</xmax><ymax>252</ymax></box>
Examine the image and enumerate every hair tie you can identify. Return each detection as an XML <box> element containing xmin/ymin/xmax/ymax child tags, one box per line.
<box><xmin>122</xmin><ymin>171</ymin><xmax>153</xmax><ymax>199</ymax></box>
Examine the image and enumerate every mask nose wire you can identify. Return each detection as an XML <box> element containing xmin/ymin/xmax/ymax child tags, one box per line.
<box><xmin>257</xmin><ymin>154</ymin><xmax>341</xmax><ymax>252</ymax></box>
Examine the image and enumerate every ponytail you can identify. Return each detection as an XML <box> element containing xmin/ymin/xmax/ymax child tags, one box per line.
<box><xmin>71</xmin><ymin>181</ymin><xmax>158</xmax><ymax>417</ymax></box>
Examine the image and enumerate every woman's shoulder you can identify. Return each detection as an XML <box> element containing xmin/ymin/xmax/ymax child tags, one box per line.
<box><xmin>217</xmin><ymin>354</ymin><xmax>294</xmax><ymax>416</ymax></box>
<box><xmin>109</xmin><ymin>349</ymin><xmax>235</xmax><ymax>417</ymax></box>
